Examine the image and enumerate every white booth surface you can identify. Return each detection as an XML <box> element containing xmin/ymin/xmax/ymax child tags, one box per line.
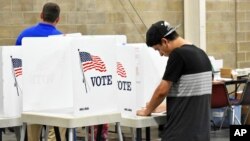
<box><xmin>128</xmin><ymin>43</ymin><xmax>168</xmax><ymax>109</ymax></box>
<box><xmin>121</xmin><ymin>114</ymin><xmax>166</xmax><ymax>128</ymax></box>
<box><xmin>0</xmin><ymin>46</ymin><xmax>23</xmax><ymax>117</ymax></box>
<box><xmin>49</xmin><ymin>33</ymin><xmax>82</xmax><ymax>37</ymax></box>
<box><xmin>20</xmin><ymin>108</ymin><xmax>123</xmax><ymax>141</ymax></box>
<box><xmin>116</xmin><ymin>46</ymin><xmax>136</xmax><ymax>117</ymax></box>
<box><xmin>22</xmin><ymin>36</ymin><xmax>127</xmax><ymax>116</ymax></box>
<box><xmin>81</xmin><ymin>35</ymin><xmax>127</xmax><ymax>46</ymax></box>
<box><xmin>209</xmin><ymin>56</ymin><xmax>223</xmax><ymax>72</ymax></box>
<box><xmin>0</xmin><ymin>117</ymin><xmax>21</xmax><ymax>128</ymax></box>
<box><xmin>21</xmin><ymin>108</ymin><xmax>121</xmax><ymax>128</ymax></box>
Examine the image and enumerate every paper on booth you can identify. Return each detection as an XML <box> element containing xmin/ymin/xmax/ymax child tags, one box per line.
<box><xmin>0</xmin><ymin>46</ymin><xmax>22</xmax><ymax>117</ymax></box>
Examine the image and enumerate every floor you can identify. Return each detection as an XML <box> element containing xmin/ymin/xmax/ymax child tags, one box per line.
<box><xmin>1</xmin><ymin>125</ymin><xmax>229</xmax><ymax>141</ymax></box>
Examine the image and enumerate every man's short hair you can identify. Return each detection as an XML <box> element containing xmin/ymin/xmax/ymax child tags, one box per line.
<box><xmin>146</xmin><ymin>20</ymin><xmax>179</xmax><ymax>47</ymax></box>
<box><xmin>42</xmin><ymin>2</ymin><xmax>60</xmax><ymax>23</ymax></box>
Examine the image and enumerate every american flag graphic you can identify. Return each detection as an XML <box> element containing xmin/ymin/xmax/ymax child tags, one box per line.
<box><xmin>117</xmin><ymin>62</ymin><xmax>127</xmax><ymax>78</ymax></box>
<box><xmin>79</xmin><ymin>51</ymin><xmax>107</xmax><ymax>72</ymax></box>
<box><xmin>11</xmin><ymin>58</ymin><xmax>22</xmax><ymax>77</ymax></box>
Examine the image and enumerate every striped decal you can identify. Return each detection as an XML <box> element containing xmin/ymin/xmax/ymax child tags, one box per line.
<box><xmin>168</xmin><ymin>71</ymin><xmax>212</xmax><ymax>97</ymax></box>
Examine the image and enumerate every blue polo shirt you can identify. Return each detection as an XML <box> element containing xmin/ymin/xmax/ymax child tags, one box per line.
<box><xmin>15</xmin><ymin>22</ymin><xmax>62</xmax><ymax>45</ymax></box>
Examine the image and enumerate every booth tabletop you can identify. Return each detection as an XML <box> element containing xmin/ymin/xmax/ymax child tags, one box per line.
<box><xmin>121</xmin><ymin>114</ymin><xmax>166</xmax><ymax>128</ymax></box>
<box><xmin>0</xmin><ymin>116</ymin><xmax>21</xmax><ymax>128</ymax></box>
<box><xmin>21</xmin><ymin>109</ymin><xmax>121</xmax><ymax>128</ymax></box>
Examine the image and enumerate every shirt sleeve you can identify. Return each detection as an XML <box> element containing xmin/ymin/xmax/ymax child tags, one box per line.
<box><xmin>15</xmin><ymin>35</ymin><xmax>22</xmax><ymax>45</ymax></box>
<box><xmin>162</xmin><ymin>50</ymin><xmax>184</xmax><ymax>82</ymax></box>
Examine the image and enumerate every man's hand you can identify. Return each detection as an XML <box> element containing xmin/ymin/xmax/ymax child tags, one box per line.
<box><xmin>136</xmin><ymin>108</ymin><xmax>151</xmax><ymax>116</ymax></box>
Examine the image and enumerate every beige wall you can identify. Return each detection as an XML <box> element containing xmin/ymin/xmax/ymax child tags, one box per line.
<box><xmin>206</xmin><ymin>0</ymin><xmax>236</xmax><ymax>68</ymax></box>
<box><xmin>206</xmin><ymin>0</ymin><xmax>250</xmax><ymax>69</ymax></box>
<box><xmin>0</xmin><ymin>0</ymin><xmax>183</xmax><ymax>45</ymax></box>
<box><xmin>236</xmin><ymin>0</ymin><xmax>250</xmax><ymax>68</ymax></box>
<box><xmin>0</xmin><ymin>0</ymin><xmax>250</xmax><ymax>69</ymax></box>
<box><xmin>206</xmin><ymin>0</ymin><xmax>250</xmax><ymax>68</ymax></box>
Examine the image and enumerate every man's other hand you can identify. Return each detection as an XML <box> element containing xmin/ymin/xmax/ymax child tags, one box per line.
<box><xmin>136</xmin><ymin>108</ymin><xmax>151</xmax><ymax>116</ymax></box>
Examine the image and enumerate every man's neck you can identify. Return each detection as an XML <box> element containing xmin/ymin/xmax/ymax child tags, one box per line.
<box><xmin>172</xmin><ymin>37</ymin><xmax>192</xmax><ymax>49</ymax></box>
<box><xmin>41</xmin><ymin>21</ymin><xmax>56</xmax><ymax>26</ymax></box>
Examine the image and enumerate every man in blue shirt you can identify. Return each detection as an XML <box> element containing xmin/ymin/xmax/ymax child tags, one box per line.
<box><xmin>16</xmin><ymin>2</ymin><xmax>62</xmax><ymax>45</ymax></box>
<box><xmin>15</xmin><ymin>2</ymin><xmax>65</xmax><ymax>141</ymax></box>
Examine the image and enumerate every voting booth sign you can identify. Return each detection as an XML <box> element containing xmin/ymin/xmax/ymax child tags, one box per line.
<box><xmin>22</xmin><ymin>36</ymin><xmax>122</xmax><ymax>115</ymax></box>
<box><xmin>116</xmin><ymin>45</ymin><xmax>136</xmax><ymax>117</ymax></box>
<box><xmin>70</xmin><ymin>36</ymin><xmax>119</xmax><ymax>115</ymax></box>
<box><xmin>129</xmin><ymin>43</ymin><xmax>168</xmax><ymax>109</ymax></box>
<box><xmin>0</xmin><ymin>46</ymin><xmax>22</xmax><ymax>117</ymax></box>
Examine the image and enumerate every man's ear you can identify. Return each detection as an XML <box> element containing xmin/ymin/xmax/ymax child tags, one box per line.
<box><xmin>40</xmin><ymin>13</ymin><xmax>44</xmax><ymax>20</ymax></box>
<box><xmin>161</xmin><ymin>38</ymin><xmax>168</xmax><ymax>44</ymax></box>
<box><xmin>55</xmin><ymin>17</ymin><xmax>60</xmax><ymax>24</ymax></box>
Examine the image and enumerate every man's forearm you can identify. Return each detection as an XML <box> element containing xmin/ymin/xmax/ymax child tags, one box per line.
<box><xmin>145</xmin><ymin>92</ymin><xmax>166</xmax><ymax>115</ymax></box>
<box><xmin>145</xmin><ymin>80</ymin><xmax>170</xmax><ymax>115</ymax></box>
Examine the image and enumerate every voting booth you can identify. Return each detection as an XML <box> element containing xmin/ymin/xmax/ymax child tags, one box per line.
<box><xmin>128</xmin><ymin>43</ymin><xmax>168</xmax><ymax>109</ymax></box>
<box><xmin>0</xmin><ymin>46</ymin><xmax>22</xmax><ymax>117</ymax></box>
<box><xmin>22</xmin><ymin>36</ymin><xmax>126</xmax><ymax>116</ymax></box>
<box><xmin>48</xmin><ymin>33</ymin><xmax>82</xmax><ymax>37</ymax></box>
<box><xmin>0</xmin><ymin>37</ymin><xmax>168</xmax><ymax>119</ymax></box>
<box><xmin>115</xmin><ymin>43</ymin><xmax>167</xmax><ymax>117</ymax></box>
<box><xmin>209</xmin><ymin>56</ymin><xmax>223</xmax><ymax>73</ymax></box>
<box><xmin>116</xmin><ymin>45</ymin><xmax>137</xmax><ymax>117</ymax></box>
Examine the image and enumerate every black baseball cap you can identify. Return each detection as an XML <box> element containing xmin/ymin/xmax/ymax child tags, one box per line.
<box><xmin>146</xmin><ymin>20</ymin><xmax>179</xmax><ymax>47</ymax></box>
